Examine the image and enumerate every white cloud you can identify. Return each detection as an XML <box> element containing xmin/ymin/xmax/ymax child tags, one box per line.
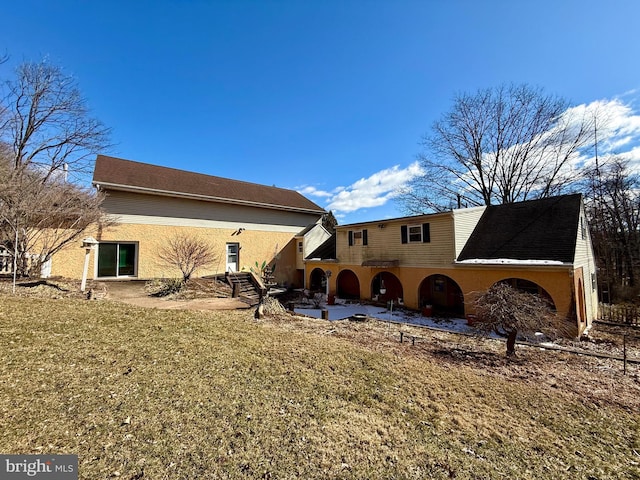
<box><xmin>297</xmin><ymin>95</ymin><xmax>640</xmax><ymax>220</ymax></box>
<box><xmin>566</xmin><ymin>97</ymin><xmax>640</xmax><ymax>171</ymax></box>
<box><xmin>570</xmin><ymin>98</ymin><xmax>640</xmax><ymax>154</ymax></box>
<box><xmin>296</xmin><ymin>185</ymin><xmax>335</xmax><ymax>198</ymax></box>
<box><xmin>323</xmin><ymin>161</ymin><xmax>424</xmax><ymax>214</ymax></box>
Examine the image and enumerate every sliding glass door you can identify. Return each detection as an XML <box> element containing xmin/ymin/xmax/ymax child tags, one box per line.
<box><xmin>97</xmin><ymin>242</ymin><xmax>137</xmax><ymax>278</ymax></box>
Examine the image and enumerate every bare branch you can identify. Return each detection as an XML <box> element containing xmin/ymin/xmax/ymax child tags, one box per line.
<box><xmin>1</xmin><ymin>60</ymin><xmax>112</xmax><ymax>183</ymax></box>
<box><xmin>399</xmin><ymin>83</ymin><xmax>598</xmax><ymax>212</ymax></box>
<box><xmin>158</xmin><ymin>234</ymin><xmax>219</xmax><ymax>283</ymax></box>
<box><xmin>472</xmin><ymin>282</ymin><xmax>569</xmax><ymax>356</ymax></box>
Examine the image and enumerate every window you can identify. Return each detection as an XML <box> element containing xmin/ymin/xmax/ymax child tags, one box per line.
<box><xmin>348</xmin><ymin>229</ymin><xmax>368</xmax><ymax>246</ymax></box>
<box><xmin>401</xmin><ymin>223</ymin><xmax>430</xmax><ymax>244</ymax></box>
<box><xmin>298</xmin><ymin>241</ymin><xmax>303</xmax><ymax>253</ymax></box>
<box><xmin>408</xmin><ymin>225</ymin><xmax>422</xmax><ymax>242</ymax></box>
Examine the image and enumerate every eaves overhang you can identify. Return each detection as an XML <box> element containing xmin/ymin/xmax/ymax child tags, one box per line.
<box><xmin>94</xmin><ymin>182</ymin><xmax>327</xmax><ymax>215</ymax></box>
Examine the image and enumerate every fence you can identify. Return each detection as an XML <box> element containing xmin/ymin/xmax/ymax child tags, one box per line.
<box><xmin>0</xmin><ymin>249</ymin><xmax>52</xmax><ymax>278</ymax></box>
<box><xmin>599</xmin><ymin>303</ymin><xmax>640</xmax><ymax>326</ymax></box>
<box><xmin>0</xmin><ymin>246</ymin><xmax>12</xmax><ymax>274</ymax></box>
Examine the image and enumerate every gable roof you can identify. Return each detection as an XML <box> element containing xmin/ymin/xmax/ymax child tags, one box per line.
<box><xmin>92</xmin><ymin>155</ymin><xmax>326</xmax><ymax>214</ymax></box>
<box><xmin>457</xmin><ymin>194</ymin><xmax>583</xmax><ymax>264</ymax></box>
<box><xmin>305</xmin><ymin>233</ymin><xmax>337</xmax><ymax>260</ymax></box>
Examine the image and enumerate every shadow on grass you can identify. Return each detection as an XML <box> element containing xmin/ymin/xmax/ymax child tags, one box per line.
<box><xmin>17</xmin><ymin>280</ymin><xmax>70</xmax><ymax>292</ymax></box>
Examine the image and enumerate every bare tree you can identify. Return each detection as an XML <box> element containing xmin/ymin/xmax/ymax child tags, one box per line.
<box><xmin>398</xmin><ymin>84</ymin><xmax>596</xmax><ymax>212</ymax></box>
<box><xmin>0</xmin><ymin>162</ymin><xmax>113</xmax><ymax>277</ymax></box>
<box><xmin>584</xmin><ymin>155</ymin><xmax>640</xmax><ymax>301</ymax></box>
<box><xmin>0</xmin><ymin>58</ymin><xmax>113</xmax><ymax>278</ymax></box>
<box><xmin>472</xmin><ymin>282</ymin><xmax>566</xmax><ymax>356</ymax></box>
<box><xmin>158</xmin><ymin>234</ymin><xmax>219</xmax><ymax>283</ymax></box>
<box><xmin>1</xmin><ymin>59</ymin><xmax>111</xmax><ymax>183</ymax></box>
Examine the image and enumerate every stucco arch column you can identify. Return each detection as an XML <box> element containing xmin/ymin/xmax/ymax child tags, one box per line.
<box><xmin>453</xmin><ymin>266</ymin><xmax>574</xmax><ymax>319</ymax></box>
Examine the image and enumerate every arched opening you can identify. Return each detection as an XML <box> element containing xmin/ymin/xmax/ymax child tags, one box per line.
<box><xmin>497</xmin><ymin>278</ymin><xmax>556</xmax><ymax>311</ymax></box>
<box><xmin>309</xmin><ymin>268</ymin><xmax>327</xmax><ymax>292</ymax></box>
<box><xmin>336</xmin><ymin>269</ymin><xmax>360</xmax><ymax>300</ymax></box>
<box><xmin>418</xmin><ymin>274</ymin><xmax>464</xmax><ymax>316</ymax></box>
<box><xmin>371</xmin><ymin>272</ymin><xmax>403</xmax><ymax>305</ymax></box>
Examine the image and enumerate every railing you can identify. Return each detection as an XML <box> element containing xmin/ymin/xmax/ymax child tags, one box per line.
<box><xmin>599</xmin><ymin>303</ymin><xmax>640</xmax><ymax>326</ymax></box>
<box><xmin>225</xmin><ymin>269</ymin><xmax>267</xmax><ymax>302</ymax></box>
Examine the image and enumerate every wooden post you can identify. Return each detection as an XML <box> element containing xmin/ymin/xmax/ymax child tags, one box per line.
<box><xmin>321</xmin><ymin>309</ymin><xmax>329</xmax><ymax>320</ymax></box>
<box><xmin>623</xmin><ymin>334</ymin><xmax>628</xmax><ymax>376</ymax></box>
<box><xmin>80</xmin><ymin>248</ymin><xmax>91</xmax><ymax>292</ymax></box>
<box><xmin>400</xmin><ymin>331</ymin><xmax>404</xmax><ymax>343</ymax></box>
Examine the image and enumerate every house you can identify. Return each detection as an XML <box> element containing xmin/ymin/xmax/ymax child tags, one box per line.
<box><xmin>49</xmin><ymin>155</ymin><xmax>329</xmax><ymax>286</ymax></box>
<box><xmin>305</xmin><ymin>194</ymin><xmax>598</xmax><ymax>335</ymax></box>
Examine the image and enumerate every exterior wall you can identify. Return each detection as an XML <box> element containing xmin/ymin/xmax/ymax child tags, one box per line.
<box><xmin>313</xmin><ymin>201</ymin><xmax>595</xmax><ymax>335</ymax></box>
<box><xmin>295</xmin><ymin>238</ymin><xmax>305</xmax><ymax>270</ymax></box>
<box><xmin>49</xmin><ymin>190</ymin><xmax>323</xmax><ymax>286</ymax></box>
<box><xmin>41</xmin><ymin>225</ymin><xmax>102</xmax><ymax>280</ymax></box>
<box><xmin>337</xmin><ymin>212</ymin><xmax>456</xmax><ymax>268</ymax></box>
<box><xmin>572</xmin><ymin>203</ymin><xmax>599</xmax><ymax>327</ymax></box>
<box><xmin>295</xmin><ymin>225</ymin><xmax>331</xmax><ymax>270</ymax></box>
<box><xmin>102</xmin><ymin>191</ymin><xmax>319</xmax><ymax>231</ymax></box>
<box><xmin>50</xmin><ymin>223</ymin><xmax>302</xmax><ymax>282</ymax></box>
<box><xmin>306</xmin><ymin>260</ymin><xmax>576</xmax><ymax>326</ymax></box>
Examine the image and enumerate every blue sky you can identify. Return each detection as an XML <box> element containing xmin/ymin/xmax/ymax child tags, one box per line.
<box><xmin>3</xmin><ymin>0</ymin><xmax>640</xmax><ymax>224</ymax></box>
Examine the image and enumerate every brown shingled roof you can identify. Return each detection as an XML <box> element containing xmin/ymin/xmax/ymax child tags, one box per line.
<box><xmin>92</xmin><ymin>155</ymin><xmax>326</xmax><ymax>214</ymax></box>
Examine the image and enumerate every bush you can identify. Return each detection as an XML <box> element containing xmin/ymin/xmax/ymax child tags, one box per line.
<box><xmin>148</xmin><ymin>278</ymin><xmax>185</xmax><ymax>297</ymax></box>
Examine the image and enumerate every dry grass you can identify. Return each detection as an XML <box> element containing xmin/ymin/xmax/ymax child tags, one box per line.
<box><xmin>0</xmin><ymin>295</ymin><xmax>639</xmax><ymax>479</ymax></box>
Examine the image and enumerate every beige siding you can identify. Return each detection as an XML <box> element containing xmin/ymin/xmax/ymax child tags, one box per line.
<box><xmin>303</xmin><ymin>226</ymin><xmax>331</xmax><ymax>257</ymax></box>
<box><xmin>452</xmin><ymin>206</ymin><xmax>486</xmax><ymax>258</ymax></box>
<box><xmin>336</xmin><ymin>213</ymin><xmax>456</xmax><ymax>267</ymax></box>
<box><xmin>295</xmin><ymin>225</ymin><xmax>331</xmax><ymax>269</ymax></box>
<box><xmin>103</xmin><ymin>191</ymin><xmax>318</xmax><ymax>232</ymax></box>
<box><xmin>572</xmin><ymin>203</ymin><xmax>599</xmax><ymax>323</ymax></box>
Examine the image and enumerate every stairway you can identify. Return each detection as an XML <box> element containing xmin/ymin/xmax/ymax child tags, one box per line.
<box><xmin>226</xmin><ymin>272</ymin><xmax>265</xmax><ymax>306</ymax></box>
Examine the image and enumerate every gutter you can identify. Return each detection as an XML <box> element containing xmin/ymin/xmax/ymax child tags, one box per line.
<box><xmin>453</xmin><ymin>260</ymin><xmax>573</xmax><ymax>271</ymax></box>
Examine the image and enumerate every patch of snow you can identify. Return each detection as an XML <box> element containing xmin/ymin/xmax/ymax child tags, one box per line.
<box><xmin>293</xmin><ymin>303</ymin><xmax>476</xmax><ymax>334</ymax></box>
<box><xmin>456</xmin><ymin>258</ymin><xmax>565</xmax><ymax>265</ymax></box>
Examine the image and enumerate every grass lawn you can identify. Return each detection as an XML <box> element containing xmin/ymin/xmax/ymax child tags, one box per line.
<box><xmin>0</xmin><ymin>296</ymin><xmax>639</xmax><ymax>479</ymax></box>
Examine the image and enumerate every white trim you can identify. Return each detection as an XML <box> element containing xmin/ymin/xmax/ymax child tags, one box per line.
<box><xmin>407</xmin><ymin>224</ymin><xmax>423</xmax><ymax>243</ymax></box>
<box><xmin>109</xmin><ymin>213</ymin><xmax>309</xmax><ymax>233</ymax></box>
<box><xmin>96</xmin><ymin>241</ymin><xmax>139</xmax><ymax>279</ymax></box>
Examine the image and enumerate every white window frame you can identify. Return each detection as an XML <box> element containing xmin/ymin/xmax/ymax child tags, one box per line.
<box><xmin>408</xmin><ymin>224</ymin><xmax>422</xmax><ymax>243</ymax></box>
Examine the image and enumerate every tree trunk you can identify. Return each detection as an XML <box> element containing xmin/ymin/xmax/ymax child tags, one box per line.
<box><xmin>506</xmin><ymin>329</ymin><xmax>517</xmax><ymax>356</ymax></box>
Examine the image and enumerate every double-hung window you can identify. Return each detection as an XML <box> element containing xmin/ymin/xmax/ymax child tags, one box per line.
<box><xmin>401</xmin><ymin>223</ymin><xmax>430</xmax><ymax>244</ymax></box>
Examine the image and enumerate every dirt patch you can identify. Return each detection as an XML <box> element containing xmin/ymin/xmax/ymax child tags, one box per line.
<box><xmin>0</xmin><ymin>276</ymin><xmax>251</xmax><ymax>311</ymax></box>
